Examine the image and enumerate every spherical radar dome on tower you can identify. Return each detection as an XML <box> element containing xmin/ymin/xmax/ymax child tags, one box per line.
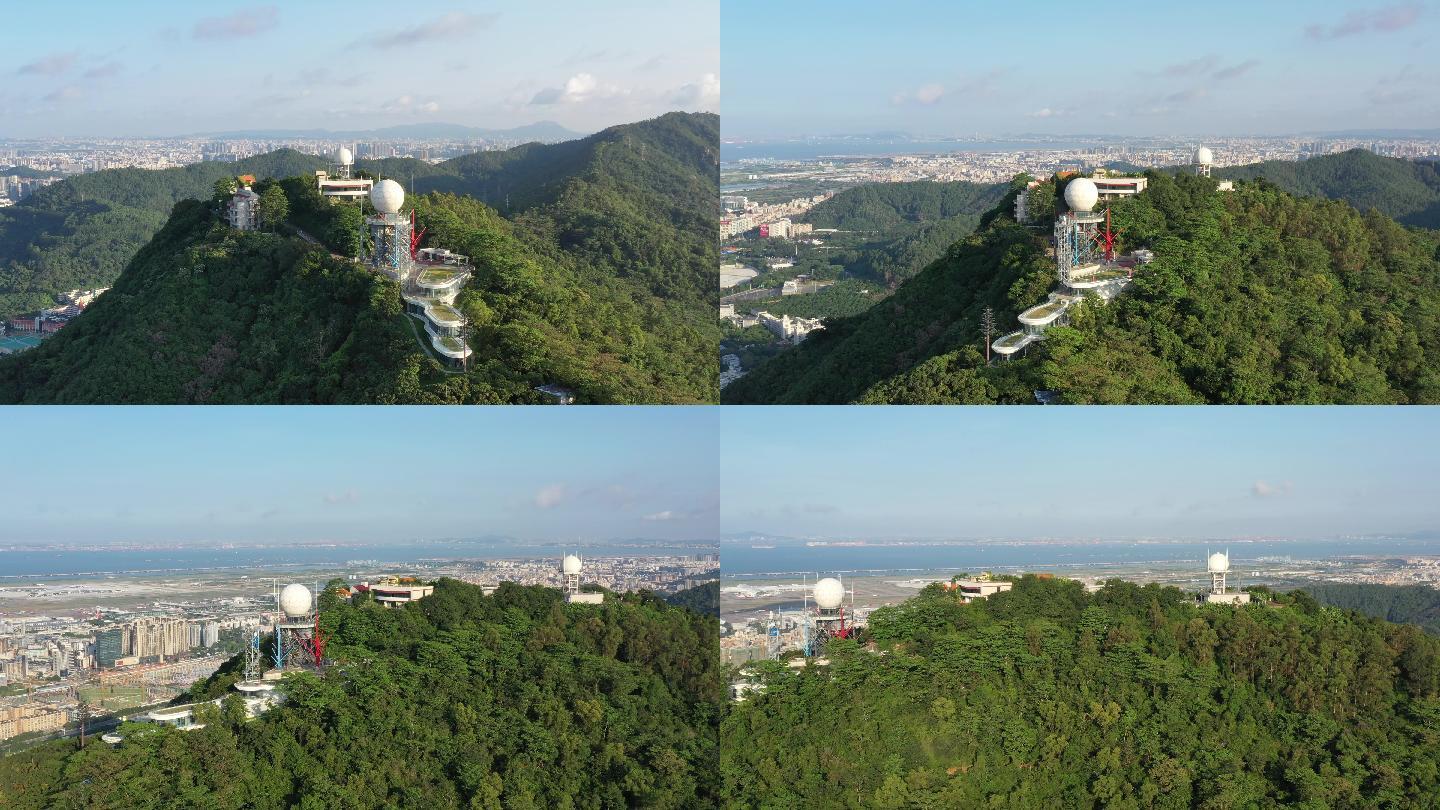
<box><xmin>1207</xmin><ymin>552</ymin><xmax>1230</xmax><ymax>573</ymax></box>
<box><xmin>279</xmin><ymin>583</ymin><xmax>313</xmax><ymax>618</ymax></box>
<box><xmin>1063</xmin><ymin>177</ymin><xmax>1099</xmax><ymax>213</ymax></box>
<box><xmin>335</xmin><ymin>146</ymin><xmax>354</xmax><ymax>166</ymax></box>
<box><xmin>813</xmin><ymin>577</ymin><xmax>844</xmax><ymax>610</ymax></box>
<box><xmin>562</xmin><ymin>554</ymin><xmax>582</xmax><ymax>575</ymax></box>
<box><xmin>370</xmin><ymin>178</ymin><xmax>405</xmax><ymax>215</ymax></box>
<box><xmin>1194</xmin><ymin>146</ymin><xmax>1214</xmax><ymax>165</ymax></box>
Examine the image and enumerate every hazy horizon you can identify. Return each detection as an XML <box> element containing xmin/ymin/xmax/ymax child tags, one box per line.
<box><xmin>0</xmin><ymin>408</ymin><xmax>719</xmax><ymax>545</ymax></box>
<box><xmin>723</xmin><ymin>0</ymin><xmax>1439</xmax><ymax>139</ymax></box>
<box><xmin>1</xmin><ymin>1</ymin><xmax>719</xmax><ymax>139</ymax></box>
<box><xmin>721</xmin><ymin>408</ymin><xmax>1440</xmax><ymax>541</ymax></box>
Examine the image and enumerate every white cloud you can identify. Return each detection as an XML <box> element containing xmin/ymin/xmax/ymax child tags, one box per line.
<box><xmin>529</xmin><ymin>73</ymin><xmax>625</xmax><ymax>106</ymax></box>
<box><xmin>670</xmin><ymin>73</ymin><xmax>720</xmax><ymax>108</ymax></box>
<box><xmin>322</xmin><ymin>490</ymin><xmax>358</xmax><ymax>505</ymax></box>
<box><xmin>642</xmin><ymin>510</ymin><xmax>676</xmax><ymax>521</ymax></box>
<box><xmin>534</xmin><ymin>484</ymin><xmax>566</xmax><ymax>509</ymax></box>
<box><xmin>365</xmin><ymin>12</ymin><xmax>499</xmax><ymax>49</ymax></box>
<box><xmin>914</xmin><ymin>83</ymin><xmax>945</xmax><ymax>105</ymax></box>
<box><xmin>43</xmin><ymin>86</ymin><xmax>83</xmax><ymax>103</ymax></box>
<box><xmin>1251</xmin><ymin>480</ymin><xmax>1294</xmax><ymax>499</ymax></box>
<box><xmin>193</xmin><ymin>6</ymin><xmax>280</xmax><ymax>41</ymax></box>
<box><xmin>1027</xmin><ymin>107</ymin><xmax>1066</xmax><ymax>118</ymax></box>
<box><xmin>17</xmin><ymin>51</ymin><xmax>78</xmax><ymax>77</ymax></box>
<box><xmin>1306</xmin><ymin>3</ymin><xmax>1423</xmax><ymax>40</ymax></box>
<box><xmin>380</xmin><ymin>95</ymin><xmax>442</xmax><ymax>115</ymax></box>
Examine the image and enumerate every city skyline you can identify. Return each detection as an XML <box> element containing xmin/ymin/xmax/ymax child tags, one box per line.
<box><xmin>1</xmin><ymin>407</ymin><xmax>718</xmax><ymax>544</ymax></box>
<box><xmin>1</xmin><ymin>1</ymin><xmax>719</xmax><ymax>138</ymax></box>
<box><xmin>723</xmin><ymin>0</ymin><xmax>1439</xmax><ymax>138</ymax></box>
<box><xmin>720</xmin><ymin>408</ymin><xmax>1440</xmax><ymax>540</ymax></box>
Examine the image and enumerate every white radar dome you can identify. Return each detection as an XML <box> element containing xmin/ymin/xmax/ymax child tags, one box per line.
<box><xmin>1194</xmin><ymin>146</ymin><xmax>1214</xmax><ymax>165</ymax></box>
<box><xmin>370</xmin><ymin>178</ymin><xmax>405</xmax><ymax>214</ymax></box>
<box><xmin>335</xmin><ymin>147</ymin><xmax>354</xmax><ymax>166</ymax></box>
<box><xmin>1207</xmin><ymin>552</ymin><xmax>1230</xmax><ymax>573</ymax></box>
<box><xmin>1063</xmin><ymin>177</ymin><xmax>1099</xmax><ymax>212</ymax></box>
<box><xmin>279</xmin><ymin>583</ymin><xmax>313</xmax><ymax>618</ymax></box>
<box><xmin>562</xmin><ymin>554</ymin><xmax>582</xmax><ymax>575</ymax></box>
<box><xmin>813</xmin><ymin>577</ymin><xmax>844</xmax><ymax>610</ymax></box>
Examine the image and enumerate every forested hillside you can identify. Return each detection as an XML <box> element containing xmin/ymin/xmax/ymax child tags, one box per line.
<box><xmin>0</xmin><ymin>151</ymin><xmax>326</xmax><ymax>318</ymax></box>
<box><xmin>1217</xmin><ymin>149</ymin><xmax>1440</xmax><ymax>229</ymax></box>
<box><xmin>666</xmin><ymin>581</ymin><xmax>720</xmax><ymax>618</ymax></box>
<box><xmin>0</xmin><ymin>579</ymin><xmax>720</xmax><ymax>809</ymax></box>
<box><xmin>722</xmin><ymin>576</ymin><xmax>1440</xmax><ymax>808</ymax></box>
<box><xmin>1301</xmin><ymin>581</ymin><xmax>1440</xmax><ymax>636</ymax></box>
<box><xmin>724</xmin><ymin>172</ymin><xmax>1440</xmax><ymax>404</ymax></box>
<box><xmin>797</xmin><ymin>181</ymin><xmax>1005</xmax><ymax>287</ymax></box>
<box><xmin>0</xmin><ymin>113</ymin><xmax>719</xmax><ymax>403</ymax></box>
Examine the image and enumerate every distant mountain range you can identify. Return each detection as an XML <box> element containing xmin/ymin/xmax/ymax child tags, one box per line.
<box><xmin>190</xmin><ymin>121</ymin><xmax>585</xmax><ymax>142</ymax></box>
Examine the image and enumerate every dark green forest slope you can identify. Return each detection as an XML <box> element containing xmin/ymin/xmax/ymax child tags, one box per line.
<box><xmin>724</xmin><ymin>172</ymin><xmax>1440</xmax><ymax>404</ymax></box>
<box><xmin>666</xmin><ymin>581</ymin><xmax>720</xmax><ymax>618</ymax></box>
<box><xmin>0</xmin><ymin>580</ymin><xmax>720</xmax><ymax>809</ymax></box>
<box><xmin>1301</xmin><ymin>581</ymin><xmax>1440</xmax><ymax>636</ymax></box>
<box><xmin>797</xmin><ymin>181</ymin><xmax>1006</xmax><ymax>287</ymax></box>
<box><xmin>0</xmin><ymin>113</ymin><xmax>718</xmax><ymax>403</ymax></box>
<box><xmin>1217</xmin><ymin>150</ymin><xmax>1440</xmax><ymax>229</ymax></box>
<box><xmin>722</xmin><ymin>576</ymin><xmax>1440</xmax><ymax>808</ymax></box>
<box><xmin>0</xmin><ymin>151</ymin><xmax>327</xmax><ymax>317</ymax></box>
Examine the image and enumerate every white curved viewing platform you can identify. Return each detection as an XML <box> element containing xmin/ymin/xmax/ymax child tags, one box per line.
<box><xmin>992</xmin><ymin>331</ymin><xmax>1038</xmax><ymax>356</ymax></box>
<box><xmin>1018</xmin><ymin>297</ymin><xmax>1072</xmax><ymax>327</ymax></box>
<box><xmin>431</xmin><ymin>333</ymin><xmax>473</xmax><ymax>360</ymax></box>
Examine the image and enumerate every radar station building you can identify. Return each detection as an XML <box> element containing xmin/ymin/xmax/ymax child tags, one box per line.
<box><xmin>370</xmin><ymin>578</ymin><xmax>435</xmax><ymax>608</ymax></box>
<box><xmin>944</xmin><ymin>577</ymin><xmax>1014</xmax><ymax>603</ymax></box>
<box><xmin>315</xmin><ymin>147</ymin><xmax>373</xmax><ymax>201</ymax></box>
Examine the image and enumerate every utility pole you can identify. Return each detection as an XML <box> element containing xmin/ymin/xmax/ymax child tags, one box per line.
<box><xmin>76</xmin><ymin>694</ymin><xmax>90</xmax><ymax>750</ymax></box>
<box><xmin>980</xmin><ymin>306</ymin><xmax>997</xmax><ymax>365</ymax></box>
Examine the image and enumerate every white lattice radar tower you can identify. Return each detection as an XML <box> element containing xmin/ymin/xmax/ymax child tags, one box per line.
<box><xmin>363</xmin><ymin>179</ymin><xmax>476</xmax><ymax>366</ymax></box>
<box><xmin>993</xmin><ymin>174</ymin><xmax>1150</xmax><ymax>360</ymax></box>
<box><xmin>273</xmin><ymin>583</ymin><xmax>323</xmax><ymax>669</ymax></box>
<box><xmin>1194</xmin><ymin>146</ymin><xmax>1213</xmax><ymax>177</ymax></box>
<box><xmin>562</xmin><ymin>555</ymin><xmax>603</xmax><ymax>604</ymax></box>
<box><xmin>1204</xmin><ymin>550</ymin><xmax>1252</xmax><ymax>605</ymax></box>
<box><xmin>806</xmin><ymin>576</ymin><xmax>850</xmax><ymax>654</ymax></box>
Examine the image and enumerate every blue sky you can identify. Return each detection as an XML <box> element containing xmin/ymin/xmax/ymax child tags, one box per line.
<box><xmin>721</xmin><ymin>408</ymin><xmax>1439</xmax><ymax>540</ymax></box>
<box><xmin>0</xmin><ymin>407</ymin><xmax>717</xmax><ymax>544</ymax></box>
<box><xmin>1</xmin><ymin>1</ymin><xmax>718</xmax><ymax>137</ymax></box>
<box><xmin>723</xmin><ymin>0</ymin><xmax>1438</xmax><ymax>137</ymax></box>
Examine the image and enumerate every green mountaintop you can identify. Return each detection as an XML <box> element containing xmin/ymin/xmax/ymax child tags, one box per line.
<box><xmin>722</xmin><ymin>576</ymin><xmax>1440</xmax><ymax>807</ymax></box>
<box><xmin>0</xmin><ymin>150</ymin><xmax>328</xmax><ymax>318</ymax></box>
<box><xmin>0</xmin><ymin>113</ymin><xmax>718</xmax><ymax>404</ymax></box>
<box><xmin>724</xmin><ymin>170</ymin><xmax>1440</xmax><ymax>404</ymax></box>
<box><xmin>0</xmin><ymin>579</ymin><xmax>720</xmax><ymax>808</ymax></box>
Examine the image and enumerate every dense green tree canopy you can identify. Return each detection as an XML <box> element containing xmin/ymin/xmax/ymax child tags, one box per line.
<box><xmin>722</xmin><ymin>576</ymin><xmax>1440</xmax><ymax>808</ymax></box>
<box><xmin>0</xmin><ymin>579</ymin><xmax>720</xmax><ymax>809</ymax></box>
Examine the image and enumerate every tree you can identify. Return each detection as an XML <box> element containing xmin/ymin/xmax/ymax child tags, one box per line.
<box><xmin>257</xmin><ymin>185</ymin><xmax>289</xmax><ymax>232</ymax></box>
<box><xmin>212</xmin><ymin>177</ymin><xmax>238</xmax><ymax>202</ymax></box>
